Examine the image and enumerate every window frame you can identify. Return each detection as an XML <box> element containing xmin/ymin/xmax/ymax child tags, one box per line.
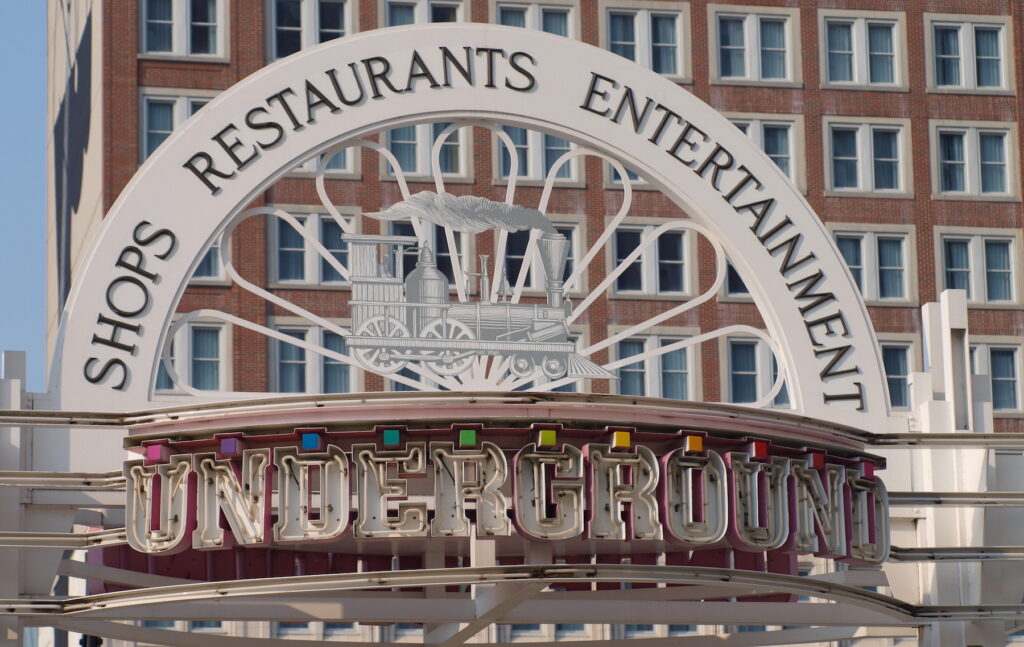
<box><xmin>381</xmin><ymin>0</ymin><xmax>465</xmax><ymax>27</ymax></box>
<box><xmin>724</xmin><ymin>111</ymin><xmax>806</xmax><ymax>192</ymax></box>
<box><xmin>877</xmin><ymin>337</ymin><xmax>918</xmax><ymax>412</ymax></box>
<box><xmin>492</xmin><ymin>215</ymin><xmax>587</xmax><ymax>296</ymax></box>
<box><xmin>139</xmin><ymin>0</ymin><xmax>229</xmax><ymax>59</ymax></box>
<box><xmin>597</xmin><ymin>0</ymin><xmax>692</xmax><ymax>82</ymax></box>
<box><xmin>383</xmin><ymin>123</ymin><xmax>474</xmax><ymax>181</ymax></box>
<box><xmin>154</xmin><ymin>320</ymin><xmax>231</xmax><ymax>394</ymax></box>
<box><xmin>971</xmin><ymin>339</ymin><xmax>1024</xmax><ymax>415</ymax></box>
<box><xmin>928</xmin><ymin>120</ymin><xmax>1019</xmax><ymax>201</ymax></box>
<box><xmin>817</xmin><ymin>9</ymin><xmax>907</xmax><ymax>91</ymax></box>
<box><xmin>492</xmin><ymin>126</ymin><xmax>581</xmax><ymax>185</ymax></box>
<box><xmin>267</xmin><ymin>205</ymin><xmax>360</xmax><ymax>289</ymax></box>
<box><xmin>935</xmin><ymin>228</ymin><xmax>1020</xmax><ymax>306</ymax></box>
<box><xmin>139</xmin><ymin>89</ymin><xmax>219</xmax><ymax>162</ymax></box>
<box><xmin>606</xmin><ymin>218</ymin><xmax>697</xmax><ymax>298</ymax></box>
<box><xmin>923</xmin><ymin>13</ymin><xmax>1015</xmax><ymax>95</ymax></box>
<box><xmin>821</xmin><ymin>116</ymin><xmax>913</xmax><ymax>198</ymax></box>
<box><xmin>707</xmin><ymin>4</ymin><xmax>802</xmax><ymax>88</ymax></box>
<box><xmin>826</xmin><ymin>224</ymin><xmax>917</xmax><ymax>306</ymax></box>
<box><xmin>266</xmin><ymin>0</ymin><xmax>357</xmax><ymax>62</ymax></box>
<box><xmin>720</xmin><ymin>336</ymin><xmax>789</xmax><ymax>408</ymax></box>
<box><xmin>269</xmin><ymin>321</ymin><xmax>360</xmax><ymax>393</ymax></box>
<box><xmin>492</xmin><ymin>0</ymin><xmax>578</xmax><ymax>38</ymax></box>
<box><xmin>610</xmin><ymin>327</ymin><xmax>701</xmax><ymax>401</ymax></box>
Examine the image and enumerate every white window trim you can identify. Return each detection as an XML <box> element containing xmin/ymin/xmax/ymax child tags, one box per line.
<box><xmin>724</xmin><ymin>111</ymin><xmax>807</xmax><ymax>193</ymax></box>
<box><xmin>606</xmin><ymin>217</ymin><xmax>697</xmax><ymax>298</ymax></box>
<box><xmin>707</xmin><ymin>3</ymin><xmax>803</xmax><ymax>88</ymax></box>
<box><xmin>923</xmin><ymin>13</ymin><xmax>1015</xmax><ymax>95</ymax></box>
<box><xmin>597</xmin><ymin>0</ymin><xmax>692</xmax><ymax>83</ymax></box>
<box><xmin>491</xmin><ymin>127</ymin><xmax>582</xmax><ymax>186</ymax></box>
<box><xmin>825</xmin><ymin>222</ymin><xmax>918</xmax><ymax>307</ymax></box>
<box><xmin>267</xmin><ymin>204</ymin><xmax>361</xmax><ymax>289</ymax></box>
<box><xmin>719</xmin><ymin>335</ymin><xmax>788</xmax><ymax>407</ymax></box>
<box><xmin>817</xmin><ymin>8</ymin><xmax>908</xmax><ymax>91</ymax></box>
<box><xmin>970</xmin><ymin>337</ymin><xmax>1024</xmax><ymax>416</ymax></box>
<box><xmin>609</xmin><ymin>325</ymin><xmax>702</xmax><ymax>401</ymax></box>
<box><xmin>934</xmin><ymin>226</ymin><xmax>1021</xmax><ymax>307</ymax></box>
<box><xmin>269</xmin><ymin>320</ymin><xmax>363</xmax><ymax>393</ymax></box>
<box><xmin>379</xmin><ymin>0</ymin><xmax>466</xmax><ymax>27</ymax></box>
<box><xmin>928</xmin><ymin>119</ymin><xmax>1020</xmax><ymax>201</ymax></box>
<box><xmin>821</xmin><ymin>116</ymin><xmax>913</xmax><ymax>198</ymax></box>
<box><xmin>493</xmin><ymin>214</ymin><xmax>588</xmax><ymax>296</ymax></box>
<box><xmin>266</xmin><ymin>0</ymin><xmax>358</xmax><ymax>62</ymax></box>
<box><xmin>139</xmin><ymin>87</ymin><xmax>220</xmax><ymax>162</ymax></box>
<box><xmin>491</xmin><ymin>0</ymin><xmax>579</xmax><ymax>37</ymax></box>
<box><xmin>382</xmin><ymin>123</ymin><xmax>475</xmax><ymax>182</ymax></box>
<box><xmin>139</xmin><ymin>0</ymin><xmax>229</xmax><ymax>60</ymax></box>
<box><xmin>154</xmin><ymin>320</ymin><xmax>231</xmax><ymax>394</ymax></box>
<box><xmin>877</xmin><ymin>334</ymin><xmax>919</xmax><ymax>413</ymax></box>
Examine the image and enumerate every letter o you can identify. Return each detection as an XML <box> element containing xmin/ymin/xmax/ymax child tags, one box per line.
<box><xmin>105</xmin><ymin>275</ymin><xmax>151</xmax><ymax>318</ymax></box>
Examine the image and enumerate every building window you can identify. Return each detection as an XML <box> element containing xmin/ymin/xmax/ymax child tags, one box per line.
<box><xmin>497</xmin><ymin>126</ymin><xmax>575</xmax><ymax>181</ymax></box>
<box><xmin>930</xmin><ymin>19</ymin><xmax>1007</xmax><ymax>91</ymax></box>
<box><xmin>833</xmin><ymin>232</ymin><xmax>907</xmax><ymax>301</ymax></box>
<box><xmin>936</xmin><ymin>126</ymin><xmax>1011</xmax><ymax>196</ymax></box>
<box><xmin>155</xmin><ymin>325</ymin><xmax>224</xmax><ymax>392</ymax></box>
<box><xmin>881</xmin><ymin>344</ymin><xmax>910</xmax><ymax>409</ymax></box>
<box><xmin>727</xmin><ymin>338</ymin><xmax>787</xmax><ymax>405</ymax></box>
<box><xmin>142</xmin><ymin>0</ymin><xmax>223</xmax><ymax>56</ymax></box>
<box><xmin>274</xmin><ymin>326</ymin><xmax>352</xmax><ymax>393</ymax></box>
<box><xmin>389</xmin><ymin>221</ymin><xmax>463</xmax><ymax>285</ymax></box>
<box><xmin>497</xmin><ymin>3</ymin><xmax>570</xmax><ymax>36</ymax></box>
<box><xmin>386</xmin><ymin>123</ymin><xmax>465</xmax><ymax>176</ymax></box>
<box><xmin>502</xmin><ymin>224</ymin><xmax>578</xmax><ymax>290</ymax></box>
<box><xmin>190</xmin><ymin>326</ymin><xmax>221</xmax><ymax>391</ymax></box>
<box><xmin>731</xmin><ymin>118</ymin><xmax>793</xmax><ymax>180</ymax></box>
<box><xmin>823</xmin><ymin>17</ymin><xmax>898</xmax><ymax>86</ymax></box>
<box><xmin>827</xmin><ymin>123</ymin><xmax>904</xmax><ymax>192</ymax></box>
<box><xmin>715</xmin><ymin>10</ymin><xmax>794</xmax><ymax>82</ymax></box>
<box><xmin>725</xmin><ymin>261</ymin><xmax>749</xmax><ymax>296</ymax></box>
<box><xmin>973</xmin><ymin>345</ymin><xmax>1020</xmax><ymax>411</ymax></box>
<box><xmin>142</xmin><ymin>95</ymin><xmax>209</xmax><ymax>159</ymax></box>
<box><xmin>615</xmin><ymin>337</ymin><xmax>690</xmax><ymax>400</ymax></box>
<box><xmin>190</xmin><ymin>621</ymin><xmax>223</xmax><ymax>631</ymax></box>
<box><xmin>607</xmin><ymin>9</ymin><xmax>682</xmax><ymax>75</ymax></box>
<box><xmin>613</xmin><ymin>227</ymin><xmax>686</xmax><ymax>294</ymax></box>
<box><xmin>273</xmin><ymin>214</ymin><xmax>351</xmax><ymax>284</ymax></box>
<box><xmin>271</xmin><ymin>0</ymin><xmax>349</xmax><ymax>59</ymax></box>
<box><xmin>941</xmin><ymin>235</ymin><xmax>1014</xmax><ymax>303</ymax></box>
<box><xmin>386</xmin><ymin>0</ymin><xmax>459</xmax><ymax>26</ymax></box>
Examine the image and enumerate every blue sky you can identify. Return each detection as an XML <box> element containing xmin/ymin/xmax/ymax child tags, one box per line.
<box><xmin>0</xmin><ymin>2</ymin><xmax>46</xmax><ymax>391</ymax></box>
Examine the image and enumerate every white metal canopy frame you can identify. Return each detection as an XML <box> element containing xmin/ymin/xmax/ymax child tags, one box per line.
<box><xmin>48</xmin><ymin>24</ymin><xmax>896</xmax><ymax>433</ymax></box>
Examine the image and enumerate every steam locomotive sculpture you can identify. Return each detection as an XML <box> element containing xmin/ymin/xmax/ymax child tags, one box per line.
<box><xmin>342</xmin><ymin>193</ymin><xmax>613</xmax><ymax>382</ymax></box>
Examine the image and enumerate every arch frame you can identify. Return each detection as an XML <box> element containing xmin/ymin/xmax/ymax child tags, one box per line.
<box><xmin>51</xmin><ymin>24</ymin><xmax>897</xmax><ymax>432</ymax></box>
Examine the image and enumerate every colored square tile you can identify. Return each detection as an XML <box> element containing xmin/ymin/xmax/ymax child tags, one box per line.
<box><xmin>862</xmin><ymin>461</ymin><xmax>875</xmax><ymax>478</ymax></box>
<box><xmin>301</xmin><ymin>432</ymin><xmax>322</xmax><ymax>451</ymax></box>
<box><xmin>459</xmin><ymin>428</ymin><xmax>477</xmax><ymax>447</ymax></box>
<box><xmin>145</xmin><ymin>444</ymin><xmax>170</xmax><ymax>462</ymax></box>
<box><xmin>808</xmin><ymin>452</ymin><xmax>824</xmax><ymax>469</ymax></box>
<box><xmin>382</xmin><ymin>428</ymin><xmax>401</xmax><ymax>447</ymax></box>
<box><xmin>537</xmin><ymin>429</ymin><xmax>558</xmax><ymax>448</ymax></box>
<box><xmin>220</xmin><ymin>437</ymin><xmax>241</xmax><ymax>455</ymax></box>
<box><xmin>611</xmin><ymin>430</ymin><xmax>631</xmax><ymax>449</ymax></box>
<box><xmin>684</xmin><ymin>435</ymin><xmax>703</xmax><ymax>453</ymax></box>
<box><xmin>751</xmin><ymin>440</ymin><xmax>768</xmax><ymax>459</ymax></box>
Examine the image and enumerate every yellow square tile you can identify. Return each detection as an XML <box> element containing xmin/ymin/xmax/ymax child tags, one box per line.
<box><xmin>538</xmin><ymin>429</ymin><xmax>558</xmax><ymax>447</ymax></box>
<box><xmin>611</xmin><ymin>430</ymin><xmax>631</xmax><ymax>449</ymax></box>
<box><xmin>685</xmin><ymin>435</ymin><xmax>703</xmax><ymax>453</ymax></box>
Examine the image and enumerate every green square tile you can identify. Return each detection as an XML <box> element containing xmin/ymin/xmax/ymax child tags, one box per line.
<box><xmin>458</xmin><ymin>428</ymin><xmax>477</xmax><ymax>447</ymax></box>
<box><xmin>538</xmin><ymin>429</ymin><xmax>558</xmax><ymax>447</ymax></box>
<box><xmin>382</xmin><ymin>428</ymin><xmax>401</xmax><ymax>447</ymax></box>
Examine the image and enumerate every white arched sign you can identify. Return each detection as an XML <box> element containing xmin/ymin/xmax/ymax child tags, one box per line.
<box><xmin>51</xmin><ymin>24</ymin><xmax>895</xmax><ymax>432</ymax></box>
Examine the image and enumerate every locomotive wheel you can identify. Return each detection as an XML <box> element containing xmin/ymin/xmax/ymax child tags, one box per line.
<box><xmin>353</xmin><ymin>315</ymin><xmax>410</xmax><ymax>374</ymax></box>
<box><xmin>420</xmin><ymin>318</ymin><xmax>475</xmax><ymax>376</ymax></box>
<box><xmin>541</xmin><ymin>355</ymin><xmax>567</xmax><ymax>379</ymax></box>
<box><xmin>508</xmin><ymin>355</ymin><xmax>535</xmax><ymax>378</ymax></box>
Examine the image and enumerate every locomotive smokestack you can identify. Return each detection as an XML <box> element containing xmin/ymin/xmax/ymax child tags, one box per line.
<box><xmin>537</xmin><ymin>232</ymin><xmax>570</xmax><ymax>307</ymax></box>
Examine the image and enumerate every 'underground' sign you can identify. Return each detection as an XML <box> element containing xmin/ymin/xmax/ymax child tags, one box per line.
<box><xmin>126</xmin><ymin>424</ymin><xmax>888</xmax><ymax>564</ymax></box>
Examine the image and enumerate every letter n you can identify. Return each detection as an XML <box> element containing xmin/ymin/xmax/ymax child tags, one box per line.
<box><xmin>192</xmin><ymin>449</ymin><xmax>273</xmax><ymax>549</ymax></box>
